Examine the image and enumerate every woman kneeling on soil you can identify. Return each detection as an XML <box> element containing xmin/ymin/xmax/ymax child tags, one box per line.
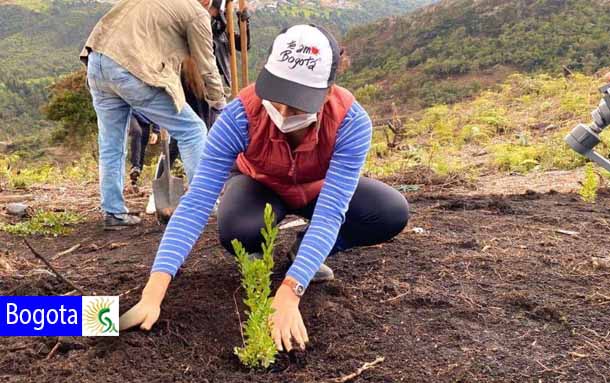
<box><xmin>121</xmin><ymin>25</ymin><xmax>410</xmax><ymax>351</ymax></box>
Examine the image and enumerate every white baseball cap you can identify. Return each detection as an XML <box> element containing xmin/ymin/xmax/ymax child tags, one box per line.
<box><xmin>255</xmin><ymin>24</ymin><xmax>341</xmax><ymax>113</ymax></box>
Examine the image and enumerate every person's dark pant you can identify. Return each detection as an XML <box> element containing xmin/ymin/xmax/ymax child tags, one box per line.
<box><xmin>217</xmin><ymin>174</ymin><xmax>409</xmax><ymax>256</ymax></box>
<box><xmin>128</xmin><ymin>117</ymin><xmax>150</xmax><ymax>171</ymax></box>
<box><xmin>155</xmin><ymin>106</ymin><xmax>220</xmax><ymax>179</ymax></box>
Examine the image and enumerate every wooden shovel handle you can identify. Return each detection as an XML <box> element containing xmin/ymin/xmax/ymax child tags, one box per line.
<box><xmin>225</xmin><ymin>0</ymin><xmax>239</xmax><ymax>97</ymax></box>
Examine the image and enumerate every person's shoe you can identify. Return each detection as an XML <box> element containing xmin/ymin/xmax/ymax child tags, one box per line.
<box><xmin>104</xmin><ymin>213</ymin><xmax>141</xmax><ymax>231</ymax></box>
<box><xmin>287</xmin><ymin>233</ymin><xmax>334</xmax><ymax>282</ymax></box>
<box><xmin>146</xmin><ymin>194</ymin><xmax>156</xmax><ymax>215</ymax></box>
<box><xmin>129</xmin><ymin>167</ymin><xmax>141</xmax><ymax>184</ymax></box>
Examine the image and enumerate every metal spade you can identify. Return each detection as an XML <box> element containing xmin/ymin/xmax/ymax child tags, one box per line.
<box><xmin>152</xmin><ymin>129</ymin><xmax>185</xmax><ymax>224</ymax></box>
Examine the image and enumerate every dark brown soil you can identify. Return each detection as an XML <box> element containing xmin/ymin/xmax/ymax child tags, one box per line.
<box><xmin>1</xmin><ymin>189</ymin><xmax>610</xmax><ymax>382</ymax></box>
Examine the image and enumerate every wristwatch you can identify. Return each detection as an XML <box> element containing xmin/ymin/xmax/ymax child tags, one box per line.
<box><xmin>282</xmin><ymin>278</ymin><xmax>305</xmax><ymax>297</ymax></box>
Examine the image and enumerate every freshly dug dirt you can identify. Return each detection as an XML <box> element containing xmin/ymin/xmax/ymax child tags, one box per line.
<box><xmin>1</xmin><ymin>189</ymin><xmax>609</xmax><ymax>382</ymax></box>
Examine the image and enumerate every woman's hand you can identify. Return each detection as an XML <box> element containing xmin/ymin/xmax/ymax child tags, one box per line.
<box><xmin>119</xmin><ymin>272</ymin><xmax>171</xmax><ymax>331</ymax></box>
<box><xmin>270</xmin><ymin>279</ymin><xmax>309</xmax><ymax>352</ymax></box>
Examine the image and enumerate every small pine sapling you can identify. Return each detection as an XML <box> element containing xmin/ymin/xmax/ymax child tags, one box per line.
<box><xmin>579</xmin><ymin>163</ymin><xmax>599</xmax><ymax>203</ymax></box>
<box><xmin>232</xmin><ymin>203</ymin><xmax>278</xmax><ymax>369</ymax></box>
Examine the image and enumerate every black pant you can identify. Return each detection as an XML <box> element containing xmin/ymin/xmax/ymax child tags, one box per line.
<box><xmin>129</xmin><ymin>117</ymin><xmax>150</xmax><ymax>170</ymax></box>
<box><xmin>155</xmin><ymin>106</ymin><xmax>220</xmax><ymax>179</ymax></box>
<box><xmin>217</xmin><ymin>175</ymin><xmax>409</xmax><ymax>255</ymax></box>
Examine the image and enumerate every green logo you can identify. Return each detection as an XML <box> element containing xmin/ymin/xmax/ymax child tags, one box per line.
<box><xmin>84</xmin><ymin>298</ymin><xmax>118</xmax><ymax>335</ymax></box>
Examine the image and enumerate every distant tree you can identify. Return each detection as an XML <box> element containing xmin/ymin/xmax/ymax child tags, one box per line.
<box><xmin>45</xmin><ymin>70</ymin><xmax>97</xmax><ymax>146</ymax></box>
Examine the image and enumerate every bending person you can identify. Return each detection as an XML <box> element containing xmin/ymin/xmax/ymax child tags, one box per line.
<box><xmin>81</xmin><ymin>0</ymin><xmax>225</xmax><ymax>230</ymax></box>
<box><xmin>146</xmin><ymin>1</ymin><xmax>252</xmax><ymax>213</ymax></box>
<box><xmin>120</xmin><ymin>25</ymin><xmax>409</xmax><ymax>352</ymax></box>
<box><xmin>146</xmin><ymin>56</ymin><xmax>215</xmax><ymax>214</ymax></box>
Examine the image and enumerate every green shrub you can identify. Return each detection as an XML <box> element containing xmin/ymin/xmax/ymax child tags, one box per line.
<box><xmin>490</xmin><ymin>137</ymin><xmax>586</xmax><ymax>173</ymax></box>
<box><xmin>9</xmin><ymin>164</ymin><xmax>57</xmax><ymax>189</ymax></box>
<box><xmin>579</xmin><ymin>163</ymin><xmax>599</xmax><ymax>203</ymax></box>
<box><xmin>459</xmin><ymin>125</ymin><xmax>493</xmax><ymax>144</ymax></box>
<box><xmin>418</xmin><ymin>105</ymin><xmax>456</xmax><ymax>144</ymax></box>
<box><xmin>419</xmin><ymin>81</ymin><xmax>482</xmax><ymax>106</ymax></box>
<box><xmin>0</xmin><ymin>154</ymin><xmax>99</xmax><ymax>188</ymax></box>
<box><xmin>538</xmin><ymin>134</ymin><xmax>586</xmax><ymax>171</ymax></box>
<box><xmin>1</xmin><ymin>211</ymin><xmax>83</xmax><ymax>236</ymax></box>
<box><xmin>365</xmin><ymin>156</ymin><xmax>409</xmax><ymax>178</ymax></box>
<box><xmin>490</xmin><ymin>143</ymin><xmax>541</xmax><ymax>173</ymax></box>
<box><xmin>0</xmin><ymin>154</ymin><xmax>18</xmax><ymax>184</ymax></box>
<box><xmin>354</xmin><ymin>84</ymin><xmax>381</xmax><ymax>105</ymax></box>
<box><xmin>63</xmin><ymin>157</ymin><xmax>98</xmax><ymax>183</ymax></box>
<box><xmin>560</xmin><ymin>91</ymin><xmax>589</xmax><ymax>117</ymax></box>
<box><xmin>0</xmin><ymin>154</ymin><xmax>58</xmax><ymax>188</ymax></box>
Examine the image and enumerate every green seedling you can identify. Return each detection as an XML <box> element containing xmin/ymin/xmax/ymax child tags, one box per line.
<box><xmin>232</xmin><ymin>203</ymin><xmax>278</xmax><ymax>369</ymax></box>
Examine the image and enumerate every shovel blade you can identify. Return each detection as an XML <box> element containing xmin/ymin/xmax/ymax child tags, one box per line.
<box><xmin>153</xmin><ymin>174</ymin><xmax>185</xmax><ymax>224</ymax></box>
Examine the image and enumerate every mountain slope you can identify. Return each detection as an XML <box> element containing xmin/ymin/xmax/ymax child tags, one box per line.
<box><xmin>0</xmin><ymin>0</ymin><xmax>107</xmax><ymax>128</ymax></box>
<box><xmin>0</xmin><ymin>0</ymin><xmax>434</xmax><ymax>139</ymax></box>
<box><xmin>341</xmin><ymin>0</ymin><xmax>610</xmax><ymax>111</ymax></box>
<box><xmin>248</xmin><ymin>0</ymin><xmax>435</xmax><ymax>75</ymax></box>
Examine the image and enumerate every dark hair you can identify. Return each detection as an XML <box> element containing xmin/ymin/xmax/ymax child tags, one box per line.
<box><xmin>182</xmin><ymin>56</ymin><xmax>206</xmax><ymax>100</ymax></box>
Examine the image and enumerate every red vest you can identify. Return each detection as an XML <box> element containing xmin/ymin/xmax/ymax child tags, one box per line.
<box><xmin>236</xmin><ymin>84</ymin><xmax>355</xmax><ymax>209</ymax></box>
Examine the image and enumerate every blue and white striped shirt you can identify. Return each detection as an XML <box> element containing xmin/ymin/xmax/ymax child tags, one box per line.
<box><xmin>152</xmin><ymin>98</ymin><xmax>372</xmax><ymax>288</ymax></box>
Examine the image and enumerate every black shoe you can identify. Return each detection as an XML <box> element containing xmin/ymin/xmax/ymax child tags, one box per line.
<box><xmin>103</xmin><ymin>213</ymin><xmax>141</xmax><ymax>231</ymax></box>
<box><xmin>129</xmin><ymin>167</ymin><xmax>141</xmax><ymax>183</ymax></box>
<box><xmin>287</xmin><ymin>231</ymin><xmax>334</xmax><ymax>282</ymax></box>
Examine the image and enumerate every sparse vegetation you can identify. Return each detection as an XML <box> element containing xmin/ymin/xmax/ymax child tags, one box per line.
<box><xmin>0</xmin><ymin>154</ymin><xmax>98</xmax><ymax>189</ymax></box>
<box><xmin>580</xmin><ymin>163</ymin><xmax>599</xmax><ymax>203</ymax></box>
<box><xmin>7</xmin><ymin>164</ymin><xmax>56</xmax><ymax>189</ymax></box>
<box><xmin>365</xmin><ymin>72</ymin><xmax>599</xmax><ymax>181</ymax></box>
<box><xmin>1</xmin><ymin>210</ymin><xmax>83</xmax><ymax>236</ymax></box>
<box><xmin>490</xmin><ymin>143</ymin><xmax>542</xmax><ymax>173</ymax></box>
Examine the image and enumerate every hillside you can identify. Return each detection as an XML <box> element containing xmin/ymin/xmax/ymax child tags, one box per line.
<box><xmin>248</xmin><ymin>0</ymin><xmax>434</xmax><ymax>77</ymax></box>
<box><xmin>0</xmin><ymin>0</ymin><xmax>108</xmax><ymax>139</ymax></box>
<box><xmin>364</xmin><ymin>72</ymin><xmax>601</xmax><ymax>182</ymax></box>
<box><xmin>0</xmin><ymin>0</ymin><xmax>433</xmax><ymax>141</ymax></box>
<box><xmin>2</xmin><ymin>67</ymin><xmax>610</xmax><ymax>383</ymax></box>
<box><xmin>341</xmin><ymin>0</ymin><xmax>610</xmax><ymax>113</ymax></box>
<box><xmin>2</xmin><ymin>4</ymin><xmax>610</xmax><ymax>380</ymax></box>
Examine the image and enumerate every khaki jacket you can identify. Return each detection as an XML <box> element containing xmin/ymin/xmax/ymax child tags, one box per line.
<box><xmin>80</xmin><ymin>0</ymin><xmax>225</xmax><ymax>112</ymax></box>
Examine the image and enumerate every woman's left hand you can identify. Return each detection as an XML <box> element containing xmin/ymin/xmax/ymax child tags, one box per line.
<box><xmin>271</xmin><ymin>282</ymin><xmax>308</xmax><ymax>352</ymax></box>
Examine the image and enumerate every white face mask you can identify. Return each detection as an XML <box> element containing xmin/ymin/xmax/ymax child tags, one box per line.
<box><xmin>262</xmin><ymin>100</ymin><xmax>317</xmax><ymax>133</ymax></box>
